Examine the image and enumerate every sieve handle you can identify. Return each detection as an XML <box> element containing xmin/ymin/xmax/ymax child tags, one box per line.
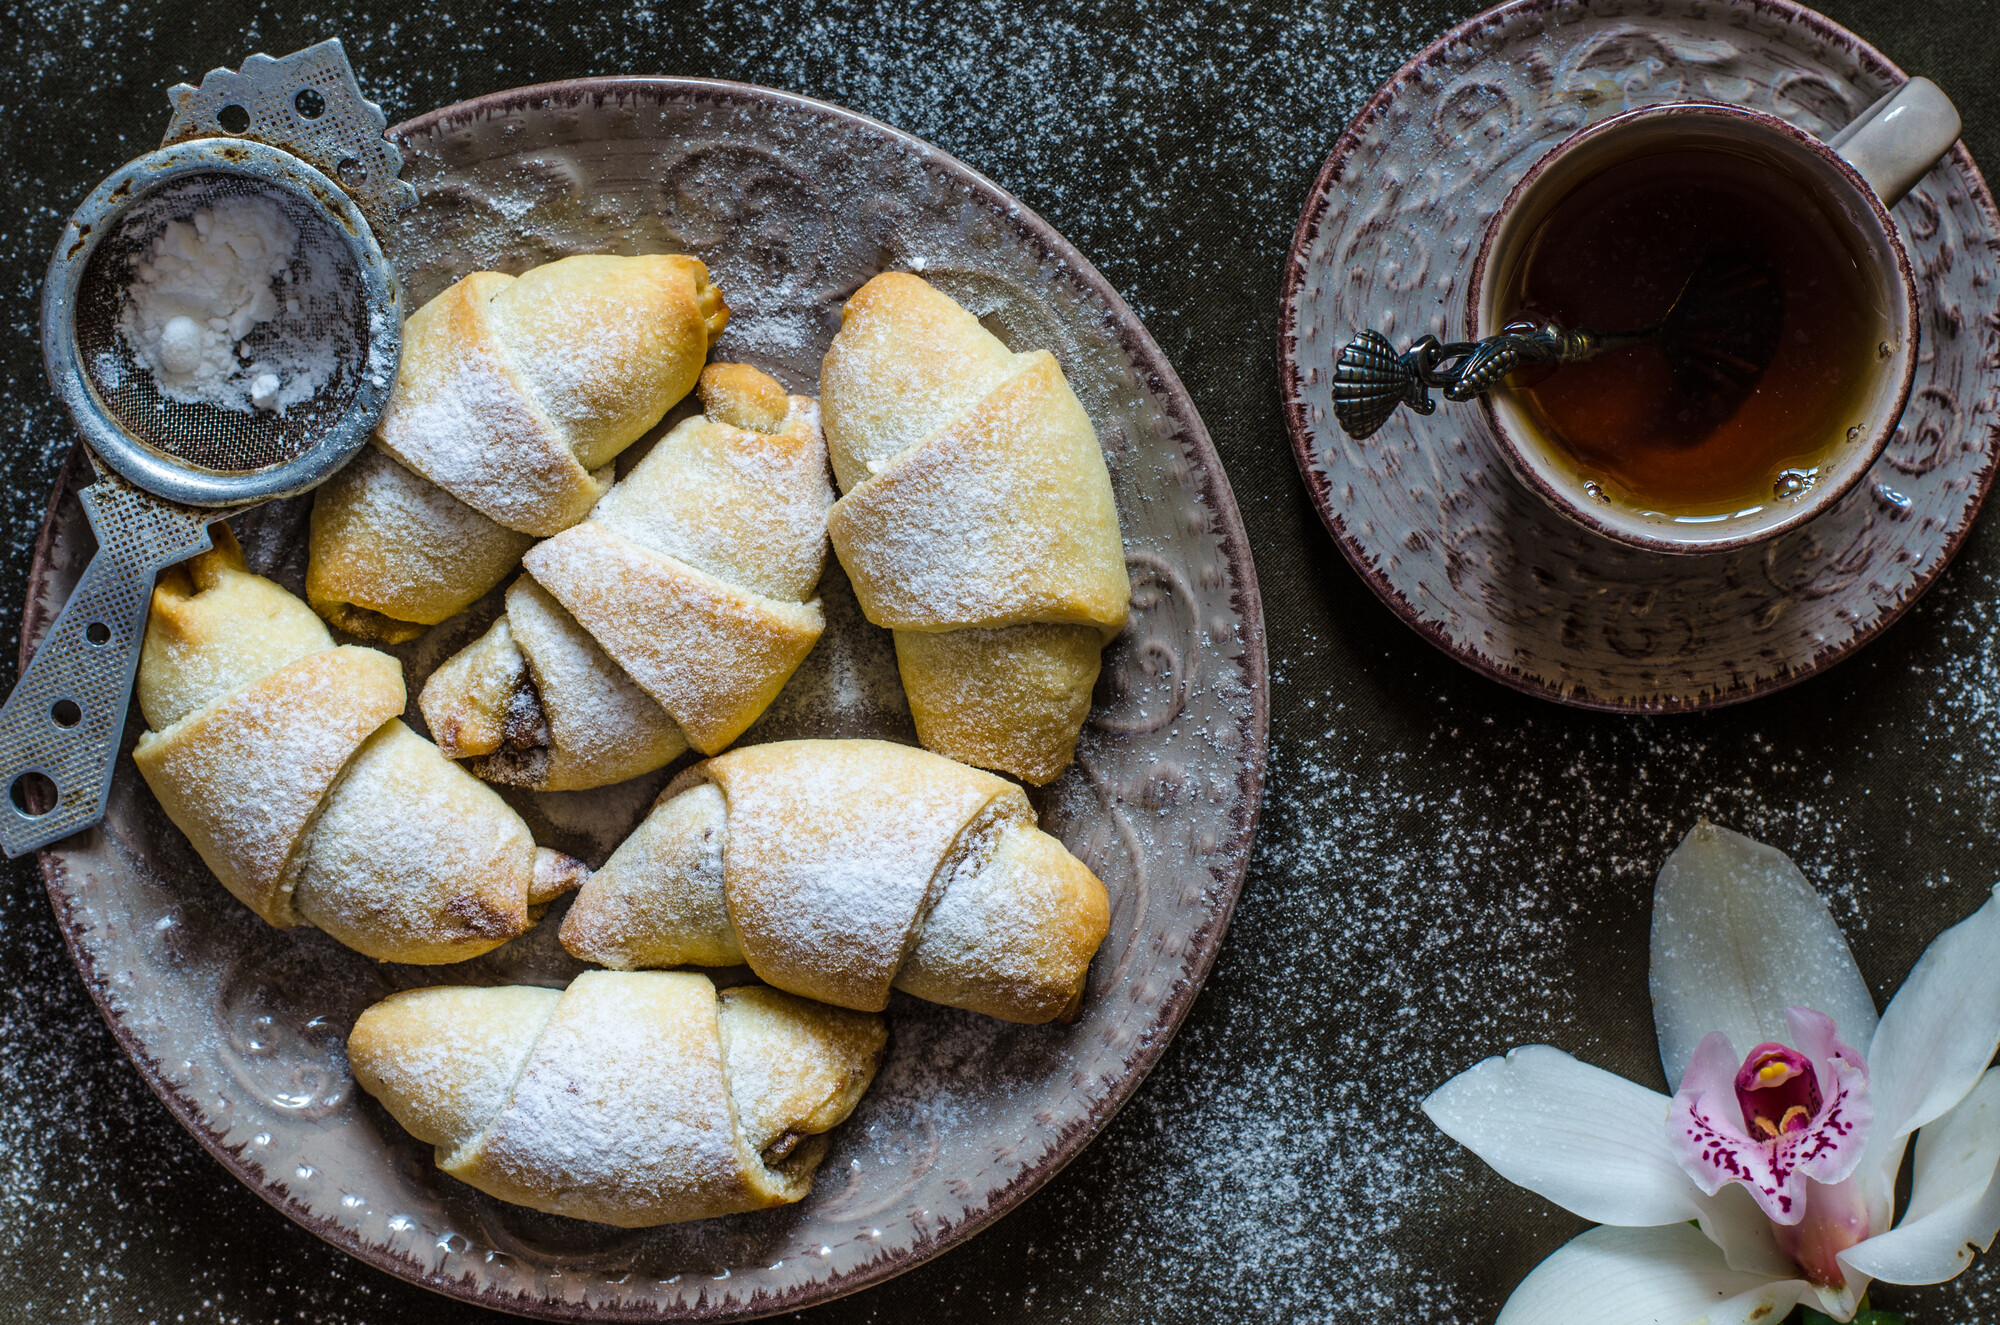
<box><xmin>0</xmin><ymin>477</ymin><xmax>213</xmax><ymax>857</ymax></box>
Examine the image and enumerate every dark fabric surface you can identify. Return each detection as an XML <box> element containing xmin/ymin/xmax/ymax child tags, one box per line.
<box><xmin>3</xmin><ymin>1</ymin><xmax>1999</xmax><ymax>1321</ymax></box>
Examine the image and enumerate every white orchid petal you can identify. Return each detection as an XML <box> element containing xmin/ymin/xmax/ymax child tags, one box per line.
<box><xmin>1494</xmin><ymin>1223</ymin><xmax>1810</xmax><ymax>1325</ymax></box>
<box><xmin>1909</xmin><ymin>1067</ymin><xmax>2000</xmax><ymax>1221</ymax></box>
<box><xmin>1862</xmin><ymin>885</ymin><xmax>2000</xmax><ymax>1189</ymax></box>
<box><xmin>1650</xmin><ymin>822</ymin><xmax>1877</xmax><ymax>1088</ymax></box>
<box><xmin>1688</xmin><ymin>1182</ymin><xmax>1798</xmax><ymax>1279</ymax></box>
<box><xmin>1841</xmin><ymin>1068</ymin><xmax>2000</xmax><ymax>1286</ymax></box>
<box><xmin>1422</xmin><ymin>1046</ymin><xmax>1697</xmax><ymax>1226</ymax></box>
<box><xmin>1809</xmin><ymin>1273</ymin><xmax>1866</xmax><ymax>1321</ymax></box>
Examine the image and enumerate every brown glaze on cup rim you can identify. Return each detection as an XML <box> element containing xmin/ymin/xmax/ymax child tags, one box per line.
<box><xmin>27</xmin><ymin>77</ymin><xmax>1272</xmax><ymax>1323</ymax></box>
<box><xmin>1466</xmin><ymin>100</ymin><xmax>1924</xmax><ymax>556</ymax></box>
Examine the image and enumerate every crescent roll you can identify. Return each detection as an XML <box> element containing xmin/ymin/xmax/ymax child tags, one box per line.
<box><xmin>308</xmin><ymin>254</ymin><xmax>729</xmax><ymax>643</ymax></box>
<box><xmin>133</xmin><ymin>527</ymin><xmax>584</xmax><ymax>964</ymax></box>
<box><xmin>419</xmin><ymin>364</ymin><xmax>832</xmax><ymax>791</ymax></box>
<box><xmin>348</xmin><ymin>971</ymin><xmax>885</xmax><ymax>1227</ymax></box>
<box><xmin>818</xmin><ymin>273</ymin><xmax>1129</xmax><ymax>785</ymax></box>
<box><xmin>561</xmin><ymin>739</ymin><xmax>1111</xmax><ymax>1024</ymax></box>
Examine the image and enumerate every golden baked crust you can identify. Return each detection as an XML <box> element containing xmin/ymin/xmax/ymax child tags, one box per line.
<box><xmin>138</xmin><ymin>534</ymin><xmax>337</xmax><ymax>729</ymax></box>
<box><xmin>285</xmin><ymin>720</ymin><xmax>544</xmax><ymax>963</ymax></box>
<box><xmin>562</xmin><ymin>738</ymin><xmax>1112</xmax><ymax>1023</ymax></box>
<box><xmin>698</xmin><ymin>360</ymin><xmax>791</xmax><ymax>434</ymax></box>
<box><xmin>134</xmin><ymin>644</ymin><xmax>405</xmax><ymax>927</ymax></box>
<box><xmin>375</xmin><ymin>271</ymin><xmax>606</xmax><ymax>538</ymax></box>
<box><xmin>347</xmin><ymin>972</ymin><xmax>885</xmax><ymax>1227</ymax></box>
<box><xmin>895</xmin><ymin>816</ymin><xmax>1111</xmax><ymax>1022</ymax></box>
<box><xmin>704</xmin><ymin>738</ymin><xmax>1026</xmax><ymax>1011</ymax></box>
<box><xmin>590</xmin><ymin>393</ymin><xmax>831</xmax><ymax>603</ymax></box>
<box><xmin>524</xmin><ymin>522</ymin><xmax>824</xmax><ymax>755</ymax></box>
<box><xmin>422</xmin><ymin>366</ymin><xmax>833</xmax><ymax>789</ymax></box>
<box><xmin>306</xmin><ymin>444</ymin><xmax>534</xmax><ymax>641</ymax></box>
<box><xmin>828</xmin><ymin>350</ymin><xmax>1128</xmax><ymax>632</ymax></box>
<box><xmin>818</xmin><ymin>273</ymin><xmax>1129</xmax><ymax>784</ymax></box>
<box><xmin>893</xmin><ymin>623</ymin><xmax>1105</xmax><ymax>787</ymax></box>
<box><xmin>820</xmin><ymin>271</ymin><xmax>1016</xmax><ymax>492</ymax></box>
<box><xmin>308</xmin><ymin>254</ymin><xmax>727</xmax><ymax>638</ymax></box>
<box><xmin>416</xmin><ymin>612</ymin><xmax>527</xmax><ymax>762</ymax></box>
<box><xmin>377</xmin><ymin>256</ymin><xmax>725</xmax><ymax>534</ymax></box>
<box><xmin>134</xmin><ymin>529</ymin><xmax>582</xmax><ymax>962</ymax></box>
<box><xmin>557</xmin><ymin>781</ymin><xmax>742</xmax><ymax>969</ymax></box>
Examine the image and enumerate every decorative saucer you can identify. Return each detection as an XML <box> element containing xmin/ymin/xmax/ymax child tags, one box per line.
<box><xmin>1280</xmin><ymin>0</ymin><xmax>2000</xmax><ymax>712</ymax></box>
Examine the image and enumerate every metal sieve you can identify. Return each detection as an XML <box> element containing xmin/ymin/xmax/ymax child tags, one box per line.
<box><xmin>0</xmin><ymin>40</ymin><xmax>410</xmax><ymax>856</ymax></box>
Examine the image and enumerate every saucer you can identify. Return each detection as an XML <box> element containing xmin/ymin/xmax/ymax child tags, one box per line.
<box><xmin>1279</xmin><ymin>0</ymin><xmax>2000</xmax><ymax>712</ymax></box>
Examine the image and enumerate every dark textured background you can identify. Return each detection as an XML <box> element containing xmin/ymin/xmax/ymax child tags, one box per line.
<box><xmin>4</xmin><ymin>1</ymin><xmax>1999</xmax><ymax>1322</ymax></box>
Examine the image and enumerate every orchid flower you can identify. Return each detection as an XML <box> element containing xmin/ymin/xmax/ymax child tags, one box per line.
<box><xmin>1423</xmin><ymin>822</ymin><xmax>2000</xmax><ymax>1324</ymax></box>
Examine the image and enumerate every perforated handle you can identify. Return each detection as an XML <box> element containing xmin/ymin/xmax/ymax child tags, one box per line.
<box><xmin>160</xmin><ymin>37</ymin><xmax>416</xmax><ymax>226</ymax></box>
<box><xmin>0</xmin><ymin>478</ymin><xmax>212</xmax><ymax>856</ymax></box>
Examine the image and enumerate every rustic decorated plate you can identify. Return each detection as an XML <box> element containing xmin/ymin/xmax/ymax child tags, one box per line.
<box><xmin>1280</xmin><ymin>0</ymin><xmax>2000</xmax><ymax>712</ymax></box>
<box><xmin>28</xmin><ymin>78</ymin><xmax>1267</xmax><ymax>1320</ymax></box>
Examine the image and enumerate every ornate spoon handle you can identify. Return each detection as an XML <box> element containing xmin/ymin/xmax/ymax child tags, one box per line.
<box><xmin>1331</xmin><ymin>323</ymin><xmax>1631</xmax><ymax>440</ymax></box>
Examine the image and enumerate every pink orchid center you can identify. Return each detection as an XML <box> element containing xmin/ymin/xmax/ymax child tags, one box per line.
<box><xmin>1667</xmin><ymin>1010</ymin><xmax>1873</xmax><ymax>1249</ymax></box>
<box><xmin>1734</xmin><ymin>1043</ymin><xmax>1822</xmax><ymax>1140</ymax></box>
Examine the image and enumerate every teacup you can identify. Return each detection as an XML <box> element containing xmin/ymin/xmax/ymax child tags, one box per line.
<box><xmin>1470</xmin><ymin>80</ymin><xmax>1962</xmax><ymax>554</ymax></box>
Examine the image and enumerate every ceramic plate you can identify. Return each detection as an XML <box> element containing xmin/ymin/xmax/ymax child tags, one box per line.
<box><xmin>1280</xmin><ymin>0</ymin><xmax>2000</xmax><ymax>712</ymax></box>
<box><xmin>28</xmin><ymin>78</ymin><xmax>1268</xmax><ymax>1320</ymax></box>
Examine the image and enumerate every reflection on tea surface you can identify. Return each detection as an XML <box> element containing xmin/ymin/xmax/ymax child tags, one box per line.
<box><xmin>1501</xmin><ymin>146</ymin><xmax>1883</xmax><ymax>521</ymax></box>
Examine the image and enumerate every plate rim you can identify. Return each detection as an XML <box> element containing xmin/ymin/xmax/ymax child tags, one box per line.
<box><xmin>1275</xmin><ymin>0</ymin><xmax>2000</xmax><ymax>715</ymax></box>
<box><xmin>29</xmin><ymin>74</ymin><xmax>1272</xmax><ymax>1321</ymax></box>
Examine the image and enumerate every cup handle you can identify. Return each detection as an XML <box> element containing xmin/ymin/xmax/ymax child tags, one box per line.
<box><xmin>1829</xmin><ymin>77</ymin><xmax>1962</xmax><ymax>209</ymax></box>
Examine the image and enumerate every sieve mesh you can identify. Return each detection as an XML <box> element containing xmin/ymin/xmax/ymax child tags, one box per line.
<box><xmin>72</xmin><ymin>170</ymin><xmax>373</xmax><ymax>476</ymax></box>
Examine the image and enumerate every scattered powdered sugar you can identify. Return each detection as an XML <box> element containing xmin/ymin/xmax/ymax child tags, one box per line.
<box><xmin>16</xmin><ymin>3</ymin><xmax>2000</xmax><ymax>1323</ymax></box>
<box><xmin>117</xmin><ymin>192</ymin><xmax>335</xmax><ymax>414</ymax></box>
<box><xmin>996</xmin><ymin>604</ymin><xmax>2000</xmax><ymax>1325</ymax></box>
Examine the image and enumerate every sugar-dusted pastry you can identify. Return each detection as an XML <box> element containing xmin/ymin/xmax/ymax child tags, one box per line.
<box><xmin>308</xmin><ymin>254</ymin><xmax>729</xmax><ymax>643</ymax></box>
<box><xmin>347</xmin><ymin>970</ymin><xmax>885</xmax><ymax>1227</ymax></box>
<box><xmin>818</xmin><ymin>273</ymin><xmax>1129</xmax><ymax>785</ymax></box>
<box><xmin>419</xmin><ymin>363</ymin><xmax>832</xmax><ymax>792</ymax></box>
<box><xmin>561</xmin><ymin>738</ymin><xmax>1111</xmax><ymax>1024</ymax></box>
<box><xmin>133</xmin><ymin>528</ymin><xmax>584</xmax><ymax>964</ymax></box>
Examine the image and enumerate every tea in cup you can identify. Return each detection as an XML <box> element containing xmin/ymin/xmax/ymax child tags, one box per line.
<box><xmin>1470</xmin><ymin>81</ymin><xmax>1961</xmax><ymax>552</ymax></box>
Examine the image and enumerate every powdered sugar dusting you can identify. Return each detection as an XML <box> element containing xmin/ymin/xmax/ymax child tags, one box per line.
<box><xmin>377</xmin><ymin>341</ymin><xmax>584</xmax><ymax>534</ymax></box>
<box><xmin>524</xmin><ymin>522</ymin><xmax>823</xmax><ymax>752</ymax></box>
<box><xmin>287</xmin><ymin>720</ymin><xmax>537</xmax><ymax>961</ymax></box>
<box><xmin>463</xmin><ymin>972</ymin><xmax>753</xmax><ymax>1223</ymax></box>
<box><xmin>713</xmin><ymin>745</ymin><xmax>1008</xmax><ymax>1007</ymax></box>
<box><xmin>307</xmin><ymin>443</ymin><xmax>533</xmax><ymax>618</ymax></box>
<box><xmin>590</xmin><ymin>399</ymin><xmax>833</xmax><ymax>605</ymax></box>
<box><xmin>499</xmin><ymin>576</ymin><xmax>687</xmax><ymax>791</ymax></box>
<box><xmin>117</xmin><ymin>192</ymin><xmax>337</xmax><ymax>414</ymax></box>
<box><xmin>11</xmin><ymin>2</ymin><xmax>2000</xmax><ymax>1322</ymax></box>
